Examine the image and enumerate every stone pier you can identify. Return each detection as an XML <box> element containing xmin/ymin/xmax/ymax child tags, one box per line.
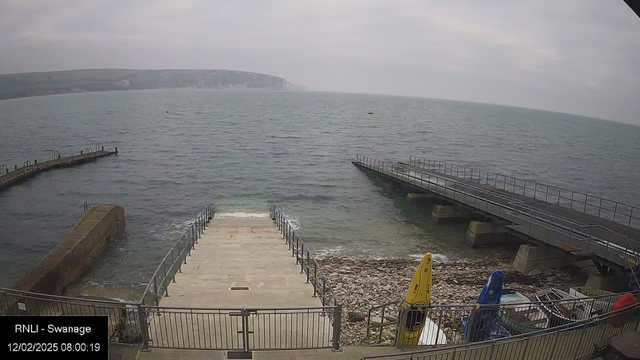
<box><xmin>406</xmin><ymin>193</ymin><xmax>437</xmax><ymax>203</ymax></box>
<box><xmin>431</xmin><ymin>205</ymin><xmax>470</xmax><ymax>223</ymax></box>
<box><xmin>465</xmin><ymin>221</ymin><xmax>508</xmax><ymax>248</ymax></box>
<box><xmin>512</xmin><ymin>244</ymin><xmax>574</xmax><ymax>274</ymax></box>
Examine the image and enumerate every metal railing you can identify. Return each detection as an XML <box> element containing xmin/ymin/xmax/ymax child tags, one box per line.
<box><xmin>140</xmin><ymin>204</ymin><xmax>214</xmax><ymax>306</ymax></box>
<box><xmin>354</xmin><ymin>155</ymin><xmax>640</xmax><ymax>278</ymax></box>
<box><xmin>408</xmin><ymin>156</ymin><xmax>640</xmax><ymax>229</ymax></box>
<box><xmin>363</xmin><ymin>300</ymin><xmax>640</xmax><ymax>360</ymax></box>
<box><xmin>367</xmin><ymin>290</ymin><xmax>640</xmax><ymax>347</ymax></box>
<box><xmin>1</xmin><ymin>204</ymin><xmax>343</xmax><ymax>353</ymax></box>
<box><xmin>272</xmin><ymin>205</ymin><xmax>341</xmax><ymax>310</ymax></box>
<box><xmin>141</xmin><ymin>305</ymin><xmax>339</xmax><ymax>351</ymax></box>
<box><xmin>1</xmin><ymin>145</ymin><xmax>114</xmax><ymax>185</ymax></box>
<box><xmin>0</xmin><ymin>287</ymin><xmax>145</xmax><ymax>346</ymax></box>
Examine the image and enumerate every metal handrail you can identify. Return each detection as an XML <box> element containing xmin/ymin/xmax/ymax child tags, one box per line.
<box><xmin>408</xmin><ymin>156</ymin><xmax>639</xmax><ymax>229</ymax></box>
<box><xmin>272</xmin><ymin>205</ymin><xmax>341</xmax><ymax>309</ymax></box>
<box><xmin>141</xmin><ymin>305</ymin><xmax>338</xmax><ymax>311</ymax></box>
<box><xmin>365</xmin><ymin>301</ymin><xmax>640</xmax><ymax>359</ymax></box>
<box><xmin>139</xmin><ymin>204</ymin><xmax>214</xmax><ymax>305</ymax></box>
<box><xmin>0</xmin><ymin>286</ymin><xmax>138</xmax><ymax>306</ymax></box>
<box><xmin>404</xmin><ymin>155</ymin><xmax>640</xmax><ymax>289</ymax></box>
<box><xmin>366</xmin><ymin>289</ymin><xmax>640</xmax><ymax>345</ymax></box>
<box><xmin>355</xmin><ymin>155</ymin><xmax>640</xmax><ymax>269</ymax></box>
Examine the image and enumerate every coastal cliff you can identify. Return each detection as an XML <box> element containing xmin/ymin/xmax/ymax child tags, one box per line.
<box><xmin>0</xmin><ymin>69</ymin><xmax>308</xmax><ymax>100</ymax></box>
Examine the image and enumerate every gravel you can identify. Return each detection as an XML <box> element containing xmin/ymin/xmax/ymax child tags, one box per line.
<box><xmin>318</xmin><ymin>255</ymin><xmax>590</xmax><ymax>346</ymax></box>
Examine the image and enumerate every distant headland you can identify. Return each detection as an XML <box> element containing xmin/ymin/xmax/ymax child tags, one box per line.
<box><xmin>0</xmin><ymin>69</ymin><xmax>309</xmax><ymax>100</ymax></box>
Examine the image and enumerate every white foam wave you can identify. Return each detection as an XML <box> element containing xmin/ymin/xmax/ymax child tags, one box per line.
<box><xmin>409</xmin><ymin>253</ymin><xmax>449</xmax><ymax>262</ymax></box>
<box><xmin>286</xmin><ymin>218</ymin><xmax>300</xmax><ymax>230</ymax></box>
<box><xmin>216</xmin><ymin>212</ymin><xmax>271</xmax><ymax>218</ymax></box>
<box><xmin>315</xmin><ymin>246</ymin><xmax>343</xmax><ymax>259</ymax></box>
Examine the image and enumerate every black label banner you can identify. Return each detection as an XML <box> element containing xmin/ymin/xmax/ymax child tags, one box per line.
<box><xmin>1</xmin><ymin>316</ymin><xmax>108</xmax><ymax>360</ymax></box>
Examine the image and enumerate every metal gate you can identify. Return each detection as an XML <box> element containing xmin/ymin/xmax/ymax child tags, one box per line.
<box><xmin>143</xmin><ymin>305</ymin><xmax>341</xmax><ymax>353</ymax></box>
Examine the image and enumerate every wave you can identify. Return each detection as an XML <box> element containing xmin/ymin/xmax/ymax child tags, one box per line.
<box><xmin>409</xmin><ymin>253</ymin><xmax>449</xmax><ymax>262</ymax></box>
<box><xmin>216</xmin><ymin>212</ymin><xmax>270</xmax><ymax>218</ymax></box>
<box><xmin>315</xmin><ymin>246</ymin><xmax>343</xmax><ymax>259</ymax></box>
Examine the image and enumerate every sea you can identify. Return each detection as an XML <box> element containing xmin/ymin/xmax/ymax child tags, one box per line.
<box><xmin>1</xmin><ymin>89</ymin><xmax>639</xmax><ymax>297</ymax></box>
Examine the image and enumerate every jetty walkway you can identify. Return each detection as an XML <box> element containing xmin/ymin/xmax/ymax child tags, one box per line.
<box><xmin>3</xmin><ymin>203</ymin><xmax>640</xmax><ymax>360</ymax></box>
<box><xmin>0</xmin><ymin>146</ymin><xmax>118</xmax><ymax>191</ymax></box>
<box><xmin>353</xmin><ymin>155</ymin><xmax>640</xmax><ymax>279</ymax></box>
<box><xmin>138</xmin><ymin>205</ymin><xmax>341</xmax><ymax>356</ymax></box>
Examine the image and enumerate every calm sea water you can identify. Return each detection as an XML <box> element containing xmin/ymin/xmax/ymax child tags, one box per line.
<box><xmin>1</xmin><ymin>89</ymin><xmax>639</xmax><ymax>297</ymax></box>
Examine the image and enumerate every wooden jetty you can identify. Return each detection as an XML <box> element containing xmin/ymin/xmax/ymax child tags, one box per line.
<box><xmin>0</xmin><ymin>147</ymin><xmax>118</xmax><ymax>191</ymax></box>
<box><xmin>353</xmin><ymin>155</ymin><xmax>640</xmax><ymax>282</ymax></box>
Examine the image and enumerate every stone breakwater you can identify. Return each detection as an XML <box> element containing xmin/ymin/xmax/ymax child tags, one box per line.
<box><xmin>318</xmin><ymin>256</ymin><xmax>590</xmax><ymax>346</ymax></box>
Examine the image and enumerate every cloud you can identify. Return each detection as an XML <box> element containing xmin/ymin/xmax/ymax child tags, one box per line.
<box><xmin>1</xmin><ymin>0</ymin><xmax>639</xmax><ymax>124</ymax></box>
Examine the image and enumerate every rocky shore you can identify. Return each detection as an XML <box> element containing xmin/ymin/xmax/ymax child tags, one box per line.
<box><xmin>318</xmin><ymin>256</ymin><xmax>591</xmax><ymax>346</ymax></box>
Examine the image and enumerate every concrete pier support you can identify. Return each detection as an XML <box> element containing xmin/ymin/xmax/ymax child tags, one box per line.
<box><xmin>512</xmin><ymin>244</ymin><xmax>574</xmax><ymax>274</ymax></box>
<box><xmin>431</xmin><ymin>205</ymin><xmax>470</xmax><ymax>223</ymax></box>
<box><xmin>584</xmin><ymin>274</ymin><xmax>628</xmax><ymax>293</ymax></box>
<box><xmin>465</xmin><ymin>221</ymin><xmax>507</xmax><ymax>248</ymax></box>
<box><xmin>407</xmin><ymin>193</ymin><xmax>436</xmax><ymax>203</ymax></box>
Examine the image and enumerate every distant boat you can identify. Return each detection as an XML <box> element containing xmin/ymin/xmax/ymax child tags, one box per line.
<box><xmin>368</xmin><ymin>111</ymin><xmax>374</xmax><ymax>114</ymax></box>
<box><xmin>498</xmin><ymin>290</ymin><xmax>549</xmax><ymax>334</ymax></box>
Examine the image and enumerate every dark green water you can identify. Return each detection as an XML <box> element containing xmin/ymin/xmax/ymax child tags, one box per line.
<box><xmin>1</xmin><ymin>89</ymin><xmax>639</xmax><ymax>295</ymax></box>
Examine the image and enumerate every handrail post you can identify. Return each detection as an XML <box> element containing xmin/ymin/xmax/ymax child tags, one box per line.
<box><xmin>313</xmin><ymin>263</ymin><xmax>317</xmax><ymax>296</ymax></box>
<box><xmin>153</xmin><ymin>278</ymin><xmax>159</xmax><ymax>306</ymax></box>
<box><xmin>322</xmin><ymin>278</ymin><xmax>326</xmax><ymax>306</ymax></box>
<box><xmin>573</xmin><ymin>321</ymin><xmax>588</xmax><ymax>359</ymax></box>
<box><xmin>296</xmin><ymin>242</ymin><xmax>304</xmax><ymax>274</ymax></box>
<box><xmin>296</xmin><ymin>236</ymin><xmax>300</xmax><ymax>265</ymax></box>
<box><xmin>306</xmin><ymin>251</ymin><xmax>310</xmax><ymax>283</ymax></box>
<box><xmin>161</xmin><ymin>261</ymin><xmax>168</xmax><ymax>296</ymax></box>
<box><xmin>192</xmin><ymin>224</ymin><xmax>196</xmax><ymax>248</ymax></box>
<box><xmin>137</xmin><ymin>304</ymin><xmax>150</xmax><ymax>351</ymax></box>
<box><xmin>291</xmin><ymin>226</ymin><xmax>295</xmax><ymax>257</ymax></box>
<box><xmin>332</xmin><ymin>303</ymin><xmax>342</xmax><ymax>351</ymax></box>
<box><xmin>300</xmin><ymin>242</ymin><xmax>305</xmax><ymax>273</ymax></box>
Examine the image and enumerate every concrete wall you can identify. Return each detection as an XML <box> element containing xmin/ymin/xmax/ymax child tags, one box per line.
<box><xmin>13</xmin><ymin>205</ymin><xmax>125</xmax><ymax>294</ymax></box>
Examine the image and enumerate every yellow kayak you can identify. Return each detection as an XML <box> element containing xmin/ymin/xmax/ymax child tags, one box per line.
<box><xmin>401</xmin><ymin>253</ymin><xmax>432</xmax><ymax>346</ymax></box>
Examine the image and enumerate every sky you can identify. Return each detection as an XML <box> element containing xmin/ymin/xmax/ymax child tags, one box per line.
<box><xmin>1</xmin><ymin>1</ymin><xmax>639</xmax><ymax>124</ymax></box>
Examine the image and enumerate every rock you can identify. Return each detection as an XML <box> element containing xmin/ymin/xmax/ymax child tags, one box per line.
<box><xmin>382</xmin><ymin>329</ymin><xmax>394</xmax><ymax>340</ymax></box>
<box><xmin>348</xmin><ymin>312</ymin><xmax>365</xmax><ymax>322</ymax></box>
<box><xmin>546</xmin><ymin>276</ymin><xmax>557</xmax><ymax>283</ymax></box>
<box><xmin>528</xmin><ymin>269</ymin><xmax>542</xmax><ymax>276</ymax></box>
<box><xmin>370</xmin><ymin>316</ymin><xmax>382</xmax><ymax>325</ymax></box>
<box><xmin>317</xmin><ymin>255</ymin><xmax>589</xmax><ymax>347</ymax></box>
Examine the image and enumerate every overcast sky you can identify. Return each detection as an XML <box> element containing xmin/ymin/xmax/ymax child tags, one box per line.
<box><xmin>1</xmin><ymin>1</ymin><xmax>639</xmax><ymax>124</ymax></box>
